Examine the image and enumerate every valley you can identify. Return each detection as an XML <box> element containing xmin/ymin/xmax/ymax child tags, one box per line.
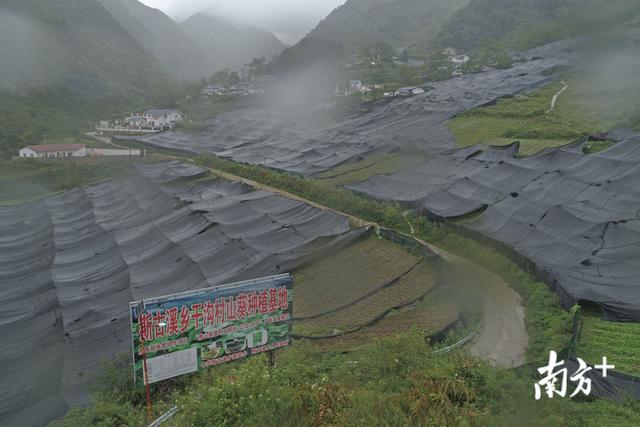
<box><xmin>1</xmin><ymin>1</ymin><xmax>639</xmax><ymax>426</ymax></box>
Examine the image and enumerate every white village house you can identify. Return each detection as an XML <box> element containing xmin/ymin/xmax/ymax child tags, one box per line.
<box><xmin>451</xmin><ymin>54</ymin><xmax>471</xmax><ymax>66</ymax></box>
<box><xmin>395</xmin><ymin>86</ymin><xmax>426</xmax><ymax>97</ymax></box>
<box><xmin>125</xmin><ymin>115</ymin><xmax>147</xmax><ymax>129</ymax></box>
<box><xmin>143</xmin><ymin>109</ymin><xmax>184</xmax><ymax>130</ymax></box>
<box><xmin>19</xmin><ymin>143</ymin><xmax>87</xmax><ymax>159</ymax></box>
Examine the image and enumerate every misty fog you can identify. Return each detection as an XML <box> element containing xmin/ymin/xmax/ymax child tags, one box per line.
<box><xmin>140</xmin><ymin>0</ymin><xmax>348</xmax><ymax>44</ymax></box>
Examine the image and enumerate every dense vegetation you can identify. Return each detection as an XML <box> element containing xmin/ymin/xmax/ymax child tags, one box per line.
<box><xmin>0</xmin><ymin>82</ymin><xmax>197</xmax><ymax>160</ymax></box>
<box><xmin>0</xmin><ymin>0</ymin><xmax>206</xmax><ymax>160</ymax></box>
<box><xmin>52</xmin><ymin>332</ymin><xmax>640</xmax><ymax>427</ymax></box>
<box><xmin>273</xmin><ymin>37</ymin><xmax>345</xmax><ymax>72</ymax></box>
<box><xmin>434</xmin><ymin>0</ymin><xmax>640</xmax><ymax>51</ymax></box>
<box><xmin>304</xmin><ymin>0</ymin><xmax>468</xmax><ymax>53</ymax></box>
<box><xmin>0</xmin><ymin>0</ymin><xmax>168</xmax><ymax>96</ymax></box>
<box><xmin>180</xmin><ymin>13</ymin><xmax>286</xmax><ymax>73</ymax></box>
<box><xmin>96</xmin><ymin>0</ymin><xmax>210</xmax><ymax>79</ymax></box>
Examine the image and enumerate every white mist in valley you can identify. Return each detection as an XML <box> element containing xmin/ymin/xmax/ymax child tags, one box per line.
<box><xmin>140</xmin><ymin>0</ymin><xmax>348</xmax><ymax>44</ymax></box>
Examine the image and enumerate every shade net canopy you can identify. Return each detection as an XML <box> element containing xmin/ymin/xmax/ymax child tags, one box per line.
<box><xmin>135</xmin><ymin>39</ymin><xmax>582</xmax><ymax>176</ymax></box>
<box><xmin>0</xmin><ymin>161</ymin><xmax>356</xmax><ymax>427</ymax></box>
<box><xmin>348</xmin><ymin>130</ymin><xmax>640</xmax><ymax>322</ymax></box>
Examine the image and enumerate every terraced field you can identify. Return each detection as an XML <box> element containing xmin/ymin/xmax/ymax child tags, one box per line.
<box><xmin>448</xmin><ymin>80</ymin><xmax>601</xmax><ymax>156</ymax></box>
<box><xmin>292</xmin><ymin>235</ymin><xmax>457</xmax><ymax>346</ymax></box>
<box><xmin>310</xmin><ymin>288</ymin><xmax>460</xmax><ymax>351</ymax></box>
<box><xmin>577</xmin><ymin>313</ymin><xmax>640</xmax><ymax>376</ymax></box>
<box><xmin>448</xmin><ymin>70</ymin><xmax>640</xmax><ymax>156</ymax></box>
<box><xmin>316</xmin><ymin>152</ymin><xmax>429</xmax><ymax>187</ymax></box>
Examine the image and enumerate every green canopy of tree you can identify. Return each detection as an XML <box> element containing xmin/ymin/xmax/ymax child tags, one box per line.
<box><xmin>434</xmin><ymin>0</ymin><xmax>640</xmax><ymax>52</ymax></box>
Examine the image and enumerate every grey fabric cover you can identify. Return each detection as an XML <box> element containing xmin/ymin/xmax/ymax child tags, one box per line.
<box><xmin>0</xmin><ymin>161</ymin><xmax>354</xmax><ymax>427</ymax></box>
<box><xmin>349</xmin><ymin>131</ymin><xmax>640</xmax><ymax>321</ymax></box>
<box><xmin>134</xmin><ymin>39</ymin><xmax>582</xmax><ymax>176</ymax></box>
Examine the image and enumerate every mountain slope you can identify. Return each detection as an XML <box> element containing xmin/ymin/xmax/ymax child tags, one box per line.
<box><xmin>0</xmin><ymin>0</ymin><xmax>168</xmax><ymax>96</ymax></box>
<box><xmin>96</xmin><ymin>0</ymin><xmax>211</xmax><ymax>79</ymax></box>
<box><xmin>303</xmin><ymin>0</ymin><xmax>468</xmax><ymax>53</ymax></box>
<box><xmin>434</xmin><ymin>0</ymin><xmax>640</xmax><ymax>51</ymax></box>
<box><xmin>180</xmin><ymin>12</ymin><xmax>287</xmax><ymax>72</ymax></box>
<box><xmin>0</xmin><ymin>0</ymin><xmax>174</xmax><ymax>160</ymax></box>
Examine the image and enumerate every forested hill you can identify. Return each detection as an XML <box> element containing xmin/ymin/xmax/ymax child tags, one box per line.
<box><xmin>96</xmin><ymin>0</ymin><xmax>210</xmax><ymax>80</ymax></box>
<box><xmin>434</xmin><ymin>0</ymin><xmax>640</xmax><ymax>51</ymax></box>
<box><xmin>0</xmin><ymin>0</ymin><xmax>168</xmax><ymax>97</ymax></box>
<box><xmin>0</xmin><ymin>0</ymin><xmax>176</xmax><ymax>160</ymax></box>
<box><xmin>180</xmin><ymin>13</ymin><xmax>287</xmax><ymax>72</ymax></box>
<box><xmin>304</xmin><ymin>0</ymin><xmax>468</xmax><ymax>53</ymax></box>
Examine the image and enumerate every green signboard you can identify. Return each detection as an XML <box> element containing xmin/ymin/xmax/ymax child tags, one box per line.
<box><xmin>130</xmin><ymin>274</ymin><xmax>293</xmax><ymax>385</ymax></box>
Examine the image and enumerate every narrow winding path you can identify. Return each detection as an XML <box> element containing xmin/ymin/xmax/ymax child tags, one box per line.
<box><xmin>413</xmin><ymin>238</ymin><xmax>528</xmax><ymax>368</ymax></box>
<box><xmin>545</xmin><ymin>81</ymin><xmax>568</xmax><ymax>113</ymax></box>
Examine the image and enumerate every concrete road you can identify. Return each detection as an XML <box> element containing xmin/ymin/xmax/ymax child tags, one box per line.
<box><xmin>414</xmin><ymin>238</ymin><xmax>528</xmax><ymax>368</ymax></box>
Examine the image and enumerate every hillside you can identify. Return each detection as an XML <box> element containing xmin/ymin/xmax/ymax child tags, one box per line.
<box><xmin>303</xmin><ymin>0</ymin><xmax>468</xmax><ymax>53</ymax></box>
<box><xmin>0</xmin><ymin>0</ymin><xmax>177</xmax><ymax>159</ymax></box>
<box><xmin>180</xmin><ymin>12</ymin><xmax>287</xmax><ymax>72</ymax></box>
<box><xmin>0</xmin><ymin>0</ymin><xmax>168</xmax><ymax>96</ymax></box>
<box><xmin>434</xmin><ymin>0</ymin><xmax>640</xmax><ymax>51</ymax></box>
<box><xmin>96</xmin><ymin>0</ymin><xmax>211</xmax><ymax>79</ymax></box>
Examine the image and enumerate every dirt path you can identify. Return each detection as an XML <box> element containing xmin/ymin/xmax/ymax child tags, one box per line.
<box><xmin>411</xmin><ymin>238</ymin><xmax>527</xmax><ymax>368</ymax></box>
<box><xmin>545</xmin><ymin>81</ymin><xmax>568</xmax><ymax>114</ymax></box>
<box><xmin>198</xmin><ymin>163</ymin><xmax>529</xmax><ymax>368</ymax></box>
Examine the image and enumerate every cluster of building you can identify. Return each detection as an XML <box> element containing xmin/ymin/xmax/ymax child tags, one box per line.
<box><xmin>443</xmin><ymin>47</ymin><xmax>471</xmax><ymax>76</ymax></box>
<box><xmin>391</xmin><ymin>86</ymin><xmax>427</xmax><ymax>97</ymax></box>
<box><xmin>334</xmin><ymin>80</ymin><xmax>383</xmax><ymax>96</ymax></box>
<box><xmin>335</xmin><ymin>80</ymin><xmax>427</xmax><ymax>98</ymax></box>
<box><xmin>18</xmin><ymin>143</ymin><xmax>141</xmax><ymax>159</ymax></box>
<box><xmin>95</xmin><ymin>109</ymin><xmax>184</xmax><ymax>135</ymax></box>
<box><xmin>201</xmin><ymin>76</ymin><xmax>274</xmax><ymax>98</ymax></box>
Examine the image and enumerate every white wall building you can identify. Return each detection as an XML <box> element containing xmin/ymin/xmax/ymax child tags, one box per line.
<box><xmin>451</xmin><ymin>54</ymin><xmax>471</xmax><ymax>66</ymax></box>
<box><xmin>19</xmin><ymin>143</ymin><xmax>87</xmax><ymax>159</ymax></box>
<box><xmin>87</xmin><ymin>148</ymin><xmax>141</xmax><ymax>157</ymax></box>
<box><xmin>395</xmin><ymin>86</ymin><xmax>426</xmax><ymax>97</ymax></box>
<box><xmin>143</xmin><ymin>109</ymin><xmax>184</xmax><ymax>130</ymax></box>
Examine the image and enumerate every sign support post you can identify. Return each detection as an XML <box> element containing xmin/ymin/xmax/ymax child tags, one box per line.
<box><xmin>142</xmin><ymin>349</ymin><xmax>153</xmax><ymax>423</ymax></box>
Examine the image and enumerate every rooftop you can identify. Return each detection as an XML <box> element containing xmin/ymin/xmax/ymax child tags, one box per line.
<box><xmin>26</xmin><ymin>143</ymin><xmax>85</xmax><ymax>153</ymax></box>
<box><xmin>144</xmin><ymin>109</ymin><xmax>179</xmax><ymax>117</ymax></box>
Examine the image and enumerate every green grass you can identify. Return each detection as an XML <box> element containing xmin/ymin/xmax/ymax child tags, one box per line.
<box><xmin>448</xmin><ymin>76</ymin><xmax>639</xmax><ymax>156</ymax></box>
<box><xmin>316</xmin><ymin>152</ymin><xmax>428</xmax><ymax>186</ymax></box>
<box><xmin>52</xmin><ymin>332</ymin><xmax>640</xmax><ymax>427</ymax></box>
<box><xmin>577</xmin><ymin>313</ymin><xmax>640</xmax><ymax>376</ymax></box>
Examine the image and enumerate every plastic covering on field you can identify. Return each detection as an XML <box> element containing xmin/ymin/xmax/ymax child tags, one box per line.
<box><xmin>134</xmin><ymin>39</ymin><xmax>582</xmax><ymax>176</ymax></box>
<box><xmin>0</xmin><ymin>161</ymin><xmax>355</xmax><ymax>427</ymax></box>
<box><xmin>349</xmin><ymin>130</ymin><xmax>640</xmax><ymax>322</ymax></box>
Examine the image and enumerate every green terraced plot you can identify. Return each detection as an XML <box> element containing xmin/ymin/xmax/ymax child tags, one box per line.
<box><xmin>577</xmin><ymin>314</ymin><xmax>640</xmax><ymax>376</ymax></box>
<box><xmin>317</xmin><ymin>152</ymin><xmax>428</xmax><ymax>187</ymax></box>
<box><xmin>448</xmin><ymin>76</ymin><xmax>639</xmax><ymax>156</ymax></box>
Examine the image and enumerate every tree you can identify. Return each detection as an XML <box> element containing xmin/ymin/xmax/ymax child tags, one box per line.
<box><xmin>399</xmin><ymin>48</ymin><xmax>410</xmax><ymax>63</ymax></box>
<box><xmin>229</xmin><ymin>71</ymin><xmax>240</xmax><ymax>86</ymax></box>
<box><xmin>209</xmin><ymin>69</ymin><xmax>239</xmax><ymax>87</ymax></box>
